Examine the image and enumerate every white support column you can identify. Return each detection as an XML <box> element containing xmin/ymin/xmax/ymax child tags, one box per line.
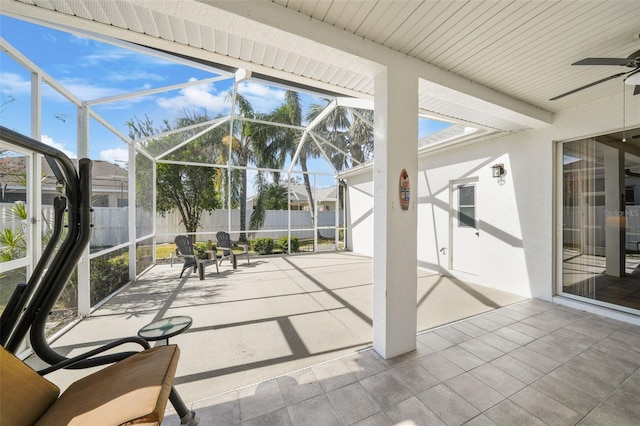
<box><xmin>30</xmin><ymin>72</ymin><xmax>42</xmax><ymax>271</ymax></box>
<box><xmin>334</xmin><ymin>179</ymin><xmax>339</xmax><ymax>248</ymax></box>
<box><xmin>313</xmin><ymin>174</ymin><xmax>318</xmax><ymax>251</ymax></box>
<box><xmin>287</xmin><ymin>172</ymin><xmax>291</xmax><ymax>254</ymax></box>
<box><xmin>604</xmin><ymin>146</ymin><xmax>625</xmax><ymax>277</ymax></box>
<box><xmin>128</xmin><ymin>143</ymin><xmax>137</xmax><ymax>280</ymax></box>
<box><xmin>77</xmin><ymin>104</ymin><xmax>91</xmax><ymax>317</ymax></box>
<box><xmin>372</xmin><ymin>65</ymin><xmax>418</xmax><ymax>359</ymax></box>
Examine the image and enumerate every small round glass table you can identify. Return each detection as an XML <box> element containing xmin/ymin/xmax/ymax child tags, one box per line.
<box><xmin>138</xmin><ymin>315</ymin><xmax>192</xmax><ymax>345</ymax></box>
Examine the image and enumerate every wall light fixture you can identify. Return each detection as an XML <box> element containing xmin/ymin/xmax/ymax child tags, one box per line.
<box><xmin>491</xmin><ymin>163</ymin><xmax>506</xmax><ymax>178</ymax></box>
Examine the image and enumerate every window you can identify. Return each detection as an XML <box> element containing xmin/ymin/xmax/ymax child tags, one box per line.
<box><xmin>458</xmin><ymin>185</ymin><xmax>476</xmax><ymax>228</ymax></box>
<box><xmin>626</xmin><ymin>186</ymin><xmax>635</xmax><ymax>205</ymax></box>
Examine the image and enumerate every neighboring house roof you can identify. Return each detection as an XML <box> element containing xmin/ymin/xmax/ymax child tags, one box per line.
<box><xmin>247</xmin><ymin>184</ymin><xmax>337</xmax><ymax>206</ymax></box>
<box><xmin>0</xmin><ymin>156</ymin><xmax>127</xmax><ymax>189</ymax></box>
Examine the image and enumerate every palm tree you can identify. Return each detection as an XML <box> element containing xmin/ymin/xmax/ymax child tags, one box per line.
<box><xmin>306</xmin><ymin>103</ymin><xmax>373</xmax><ymax>172</ymax></box>
<box><xmin>306</xmin><ymin>102</ymin><xmax>349</xmax><ymax>172</ymax></box>
<box><xmin>248</xmin><ymin>91</ymin><xmax>302</xmax><ymax>232</ymax></box>
<box><xmin>0</xmin><ymin>202</ymin><xmax>27</xmax><ymax>262</ymax></box>
<box><xmin>224</xmin><ymin>92</ymin><xmax>272</xmax><ymax>242</ymax></box>
<box><xmin>249</xmin><ymin>180</ymin><xmax>290</xmax><ymax>232</ymax></box>
<box><xmin>348</xmin><ymin>109</ymin><xmax>374</xmax><ymax>164</ymax></box>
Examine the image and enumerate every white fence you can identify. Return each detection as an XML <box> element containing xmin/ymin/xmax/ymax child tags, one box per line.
<box><xmin>1</xmin><ymin>203</ymin><xmax>343</xmax><ymax>248</ymax></box>
<box><xmin>155</xmin><ymin>209</ymin><xmax>342</xmax><ymax>244</ymax></box>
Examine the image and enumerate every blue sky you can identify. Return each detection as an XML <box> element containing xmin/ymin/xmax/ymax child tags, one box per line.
<box><xmin>1</xmin><ymin>15</ymin><xmax>450</xmax><ymax>176</ymax></box>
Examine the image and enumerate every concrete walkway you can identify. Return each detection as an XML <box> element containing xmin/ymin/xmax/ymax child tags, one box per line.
<box><xmin>35</xmin><ymin>252</ymin><xmax>526</xmax><ymax>407</ymax></box>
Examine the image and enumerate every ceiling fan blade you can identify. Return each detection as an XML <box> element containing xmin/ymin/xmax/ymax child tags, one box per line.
<box><xmin>550</xmin><ymin>71</ymin><xmax>628</xmax><ymax>100</ymax></box>
<box><xmin>573</xmin><ymin>58</ymin><xmax>636</xmax><ymax>66</ymax></box>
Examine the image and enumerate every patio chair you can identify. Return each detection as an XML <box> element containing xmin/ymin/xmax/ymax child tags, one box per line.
<box><xmin>216</xmin><ymin>231</ymin><xmax>250</xmax><ymax>269</ymax></box>
<box><xmin>175</xmin><ymin>235</ymin><xmax>218</xmax><ymax>280</ymax></box>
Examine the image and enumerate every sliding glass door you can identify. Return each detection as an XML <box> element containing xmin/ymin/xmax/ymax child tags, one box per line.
<box><xmin>560</xmin><ymin>131</ymin><xmax>640</xmax><ymax>312</ymax></box>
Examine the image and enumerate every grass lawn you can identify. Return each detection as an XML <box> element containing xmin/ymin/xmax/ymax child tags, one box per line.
<box><xmin>155</xmin><ymin>237</ymin><xmax>341</xmax><ymax>259</ymax></box>
<box><xmin>156</xmin><ymin>243</ymin><xmax>178</xmax><ymax>259</ymax></box>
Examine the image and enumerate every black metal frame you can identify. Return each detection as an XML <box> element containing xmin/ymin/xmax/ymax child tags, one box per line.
<box><xmin>0</xmin><ymin>125</ymin><xmax>90</xmax><ymax>359</ymax></box>
<box><xmin>0</xmin><ymin>126</ymin><xmax>197</xmax><ymax>424</ymax></box>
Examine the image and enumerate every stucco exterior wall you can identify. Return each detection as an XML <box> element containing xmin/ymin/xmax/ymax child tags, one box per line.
<box><xmin>345</xmin><ymin>169</ymin><xmax>374</xmax><ymax>255</ymax></box>
<box><xmin>344</xmin><ymin>92</ymin><xmax>640</xmax><ymax>303</ymax></box>
<box><xmin>415</xmin><ymin>129</ymin><xmax>552</xmax><ymax>299</ymax></box>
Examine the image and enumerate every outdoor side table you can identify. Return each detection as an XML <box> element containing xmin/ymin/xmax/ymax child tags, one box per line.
<box><xmin>138</xmin><ymin>315</ymin><xmax>192</xmax><ymax>345</ymax></box>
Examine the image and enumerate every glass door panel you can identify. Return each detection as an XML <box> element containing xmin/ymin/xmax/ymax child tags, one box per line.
<box><xmin>561</xmin><ymin>133</ymin><xmax>640</xmax><ymax>311</ymax></box>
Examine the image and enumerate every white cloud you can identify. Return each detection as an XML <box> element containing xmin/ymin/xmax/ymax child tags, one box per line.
<box><xmin>82</xmin><ymin>48</ymin><xmax>140</xmax><ymax>66</ymax></box>
<box><xmin>1</xmin><ymin>72</ymin><xmax>32</xmax><ymax>96</ymax></box>
<box><xmin>82</xmin><ymin>46</ymin><xmax>179</xmax><ymax>68</ymax></box>
<box><xmin>0</xmin><ymin>72</ymin><xmax>122</xmax><ymax>104</ymax></box>
<box><xmin>40</xmin><ymin>134</ymin><xmax>76</xmax><ymax>159</ymax></box>
<box><xmin>106</xmin><ymin>70</ymin><xmax>165</xmax><ymax>83</ymax></box>
<box><xmin>156</xmin><ymin>80</ymin><xmax>229</xmax><ymax>113</ymax></box>
<box><xmin>155</xmin><ymin>80</ymin><xmax>288</xmax><ymax>116</ymax></box>
<box><xmin>100</xmin><ymin>148</ymin><xmax>129</xmax><ymax>164</ymax></box>
<box><xmin>69</xmin><ymin>34</ymin><xmax>90</xmax><ymax>46</ymax></box>
<box><xmin>58</xmin><ymin>78</ymin><xmax>123</xmax><ymax>101</ymax></box>
<box><xmin>237</xmin><ymin>81</ymin><xmax>285</xmax><ymax>113</ymax></box>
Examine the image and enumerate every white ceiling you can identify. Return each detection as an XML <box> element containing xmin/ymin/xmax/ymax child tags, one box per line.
<box><xmin>3</xmin><ymin>0</ymin><xmax>640</xmax><ymax>133</ymax></box>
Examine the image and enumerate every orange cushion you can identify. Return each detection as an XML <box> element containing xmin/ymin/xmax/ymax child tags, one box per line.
<box><xmin>34</xmin><ymin>345</ymin><xmax>180</xmax><ymax>426</ymax></box>
<box><xmin>1</xmin><ymin>345</ymin><xmax>61</xmax><ymax>426</ymax></box>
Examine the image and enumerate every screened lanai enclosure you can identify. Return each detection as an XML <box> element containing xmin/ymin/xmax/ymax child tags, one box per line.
<box><xmin>0</xmin><ymin>17</ymin><xmax>473</xmax><ymax>349</ymax></box>
<box><xmin>0</xmin><ymin>23</ymin><xmax>372</xmax><ymax>338</ymax></box>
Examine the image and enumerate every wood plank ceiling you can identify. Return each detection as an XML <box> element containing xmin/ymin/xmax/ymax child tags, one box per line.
<box><xmin>272</xmin><ymin>0</ymin><xmax>640</xmax><ymax>113</ymax></box>
<box><xmin>5</xmin><ymin>0</ymin><xmax>640</xmax><ymax>131</ymax></box>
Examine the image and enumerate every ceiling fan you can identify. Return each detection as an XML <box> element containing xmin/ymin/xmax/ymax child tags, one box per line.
<box><xmin>550</xmin><ymin>48</ymin><xmax>640</xmax><ymax>100</ymax></box>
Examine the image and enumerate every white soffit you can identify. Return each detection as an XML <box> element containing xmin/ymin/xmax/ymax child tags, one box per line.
<box><xmin>3</xmin><ymin>0</ymin><xmax>375</xmax><ymax>100</ymax></box>
<box><xmin>418</xmin><ymin>80</ymin><xmax>543</xmax><ymax>132</ymax></box>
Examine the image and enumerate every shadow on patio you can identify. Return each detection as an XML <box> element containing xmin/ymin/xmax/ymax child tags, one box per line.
<box><xmin>31</xmin><ymin>251</ymin><xmax>527</xmax><ymax>416</ymax></box>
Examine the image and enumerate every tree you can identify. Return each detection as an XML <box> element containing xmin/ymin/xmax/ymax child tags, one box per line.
<box><xmin>248</xmin><ymin>92</ymin><xmax>374</xmax><ymax>235</ymax></box>
<box><xmin>249</xmin><ymin>180</ymin><xmax>291</xmax><ymax>232</ymax></box>
<box><xmin>0</xmin><ymin>202</ymin><xmax>26</xmax><ymax>262</ymax></box>
<box><xmin>261</xmin><ymin>183</ymin><xmax>289</xmax><ymax>210</ymax></box>
<box><xmin>249</xmin><ymin>91</ymin><xmax>303</xmax><ymax>232</ymax></box>
<box><xmin>224</xmin><ymin>92</ymin><xmax>273</xmax><ymax>242</ymax></box>
<box><xmin>126</xmin><ymin>111</ymin><xmax>223</xmax><ymax>241</ymax></box>
<box><xmin>306</xmin><ymin>103</ymin><xmax>374</xmax><ymax>172</ymax></box>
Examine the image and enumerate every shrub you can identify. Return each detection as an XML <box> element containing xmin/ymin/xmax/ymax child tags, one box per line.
<box><xmin>194</xmin><ymin>242</ymin><xmax>210</xmax><ymax>260</ymax></box>
<box><xmin>252</xmin><ymin>238</ymin><xmax>274</xmax><ymax>255</ymax></box>
<box><xmin>90</xmin><ymin>255</ymin><xmax>129</xmax><ymax>305</ymax></box>
<box><xmin>278</xmin><ymin>236</ymin><xmax>300</xmax><ymax>253</ymax></box>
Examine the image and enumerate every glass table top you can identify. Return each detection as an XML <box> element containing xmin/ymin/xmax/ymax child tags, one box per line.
<box><xmin>137</xmin><ymin>315</ymin><xmax>192</xmax><ymax>341</ymax></box>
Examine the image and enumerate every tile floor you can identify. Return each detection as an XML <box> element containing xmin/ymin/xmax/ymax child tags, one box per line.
<box><xmin>562</xmin><ymin>250</ymin><xmax>640</xmax><ymax>310</ymax></box>
<box><xmin>165</xmin><ymin>299</ymin><xmax>640</xmax><ymax>425</ymax></box>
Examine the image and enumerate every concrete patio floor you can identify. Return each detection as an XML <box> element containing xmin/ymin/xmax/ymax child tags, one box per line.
<box><xmin>38</xmin><ymin>252</ymin><xmax>524</xmax><ymax>399</ymax></box>
<box><xmin>28</xmin><ymin>251</ymin><xmax>640</xmax><ymax>424</ymax></box>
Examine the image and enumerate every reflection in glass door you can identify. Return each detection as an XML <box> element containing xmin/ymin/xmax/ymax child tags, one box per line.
<box><xmin>561</xmin><ymin>132</ymin><xmax>640</xmax><ymax>311</ymax></box>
